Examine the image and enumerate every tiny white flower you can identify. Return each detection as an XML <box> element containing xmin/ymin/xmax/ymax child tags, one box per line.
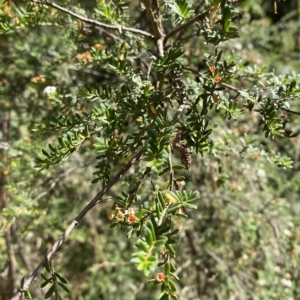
<box><xmin>281</xmin><ymin>278</ymin><xmax>292</xmax><ymax>287</ymax></box>
<box><xmin>234</xmin><ymin>43</ymin><xmax>243</xmax><ymax>50</ymax></box>
<box><xmin>257</xmin><ymin>279</ymin><xmax>266</xmax><ymax>286</ymax></box>
<box><xmin>283</xmin><ymin>229</ymin><xmax>292</xmax><ymax>237</ymax></box>
<box><xmin>125</xmin><ymin>207</ymin><xmax>135</xmax><ymax>215</ymax></box>
<box><xmin>257</xmin><ymin>169</ymin><xmax>266</xmax><ymax>177</ymax></box>
<box><xmin>43</xmin><ymin>86</ymin><xmax>57</xmax><ymax>95</ymax></box>
<box><xmin>242</xmin><ymin>254</ymin><xmax>248</xmax><ymax>260</ymax></box>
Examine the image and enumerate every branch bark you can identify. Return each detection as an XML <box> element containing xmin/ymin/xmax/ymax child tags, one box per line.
<box><xmin>165</xmin><ymin>9</ymin><xmax>211</xmax><ymax>44</ymax></box>
<box><xmin>10</xmin><ymin>150</ymin><xmax>143</xmax><ymax>300</ymax></box>
<box><xmin>142</xmin><ymin>0</ymin><xmax>165</xmax><ymax>56</ymax></box>
<box><xmin>33</xmin><ymin>0</ymin><xmax>154</xmax><ymax>39</ymax></box>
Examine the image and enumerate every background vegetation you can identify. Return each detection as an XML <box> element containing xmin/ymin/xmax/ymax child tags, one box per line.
<box><xmin>0</xmin><ymin>0</ymin><xmax>300</xmax><ymax>299</ymax></box>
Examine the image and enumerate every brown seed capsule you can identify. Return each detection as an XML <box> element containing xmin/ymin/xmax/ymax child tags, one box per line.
<box><xmin>172</xmin><ymin>135</ymin><xmax>191</xmax><ymax>172</ymax></box>
<box><xmin>178</xmin><ymin>146</ymin><xmax>191</xmax><ymax>171</ymax></box>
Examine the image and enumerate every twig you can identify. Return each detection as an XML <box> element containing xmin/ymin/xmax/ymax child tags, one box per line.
<box><xmin>158</xmin><ymin>202</ymin><xmax>172</xmax><ymax>226</ymax></box>
<box><xmin>33</xmin><ymin>0</ymin><xmax>154</xmax><ymax>39</ymax></box>
<box><xmin>281</xmin><ymin>108</ymin><xmax>300</xmax><ymax>116</ymax></box>
<box><xmin>143</xmin><ymin>0</ymin><xmax>165</xmax><ymax>56</ymax></box>
<box><xmin>10</xmin><ymin>150</ymin><xmax>143</xmax><ymax>300</ymax></box>
<box><xmin>146</xmin><ymin>60</ymin><xmax>153</xmax><ymax>80</ymax></box>
<box><xmin>165</xmin><ymin>9</ymin><xmax>211</xmax><ymax>44</ymax></box>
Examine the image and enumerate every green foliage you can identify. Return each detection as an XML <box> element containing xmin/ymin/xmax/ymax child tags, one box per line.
<box><xmin>1</xmin><ymin>0</ymin><xmax>300</xmax><ymax>299</ymax></box>
<box><xmin>164</xmin><ymin>0</ymin><xmax>194</xmax><ymax>24</ymax></box>
<box><xmin>40</xmin><ymin>259</ymin><xmax>70</xmax><ymax>300</ymax></box>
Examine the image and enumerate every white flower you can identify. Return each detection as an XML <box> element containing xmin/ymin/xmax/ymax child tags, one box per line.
<box><xmin>257</xmin><ymin>169</ymin><xmax>266</xmax><ymax>178</ymax></box>
<box><xmin>257</xmin><ymin>279</ymin><xmax>266</xmax><ymax>286</ymax></box>
<box><xmin>283</xmin><ymin>229</ymin><xmax>292</xmax><ymax>237</ymax></box>
<box><xmin>234</xmin><ymin>43</ymin><xmax>243</xmax><ymax>50</ymax></box>
<box><xmin>281</xmin><ymin>278</ymin><xmax>292</xmax><ymax>287</ymax></box>
<box><xmin>125</xmin><ymin>207</ymin><xmax>135</xmax><ymax>215</ymax></box>
<box><xmin>43</xmin><ymin>86</ymin><xmax>57</xmax><ymax>95</ymax></box>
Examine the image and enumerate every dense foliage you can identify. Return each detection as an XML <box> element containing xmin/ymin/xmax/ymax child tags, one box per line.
<box><xmin>0</xmin><ymin>0</ymin><xmax>300</xmax><ymax>299</ymax></box>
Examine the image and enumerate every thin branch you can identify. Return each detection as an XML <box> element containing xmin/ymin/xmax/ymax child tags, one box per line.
<box><xmin>33</xmin><ymin>0</ymin><xmax>154</xmax><ymax>39</ymax></box>
<box><xmin>10</xmin><ymin>150</ymin><xmax>143</xmax><ymax>300</ymax></box>
<box><xmin>165</xmin><ymin>9</ymin><xmax>211</xmax><ymax>43</ymax></box>
<box><xmin>143</xmin><ymin>0</ymin><xmax>165</xmax><ymax>56</ymax></box>
<box><xmin>281</xmin><ymin>108</ymin><xmax>300</xmax><ymax>116</ymax></box>
<box><xmin>158</xmin><ymin>202</ymin><xmax>172</xmax><ymax>226</ymax></box>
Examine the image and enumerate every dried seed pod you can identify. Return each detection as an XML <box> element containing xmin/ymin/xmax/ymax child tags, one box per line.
<box><xmin>177</xmin><ymin>145</ymin><xmax>191</xmax><ymax>171</ymax></box>
<box><xmin>172</xmin><ymin>133</ymin><xmax>191</xmax><ymax>172</ymax></box>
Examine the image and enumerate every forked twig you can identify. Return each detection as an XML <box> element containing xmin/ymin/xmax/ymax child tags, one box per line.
<box><xmin>33</xmin><ymin>0</ymin><xmax>154</xmax><ymax>39</ymax></box>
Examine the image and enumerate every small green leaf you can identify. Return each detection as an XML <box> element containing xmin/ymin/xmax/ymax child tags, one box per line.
<box><xmin>57</xmin><ymin>281</ymin><xmax>70</xmax><ymax>293</ymax></box>
<box><xmin>159</xmin><ymin>292</ymin><xmax>169</xmax><ymax>300</ymax></box>
<box><xmin>159</xmin><ymin>181</ymin><xmax>170</xmax><ymax>191</ymax></box>
<box><xmin>20</xmin><ymin>276</ymin><xmax>25</xmax><ymax>288</ymax></box>
<box><xmin>58</xmin><ymin>137</ymin><xmax>67</xmax><ymax>148</ymax></box>
<box><xmin>41</xmin><ymin>273</ymin><xmax>48</xmax><ymax>281</ymax></box>
<box><xmin>165</xmin><ymin>261</ymin><xmax>171</xmax><ymax>274</ymax></box>
<box><xmin>172</xmin><ymin>164</ymin><xmax>185</xmax><ymax>169</ymax></box>
<box><xmin>145</xmin><ymin>227</ymin><xmax>154</xmax><ymax>246</ymax></box>
<box><xmin>42</xmin><ymin>149</ymin><xmax>51</xmax><ymax>158</ymax></box>
<box><xmin>24</xmin><ymin>290</ymin><xmax>32</xmax><ymax>299</ymax></box>
<box><xmin>139</xmin><ymin>241</ymin><xmax>149</xmax><ymax>253</ymax></box>
<box><xmin>148</xmin><ymin>279</ymin><xmax>157</xmax><ymax>284</ymax></box>
<box><xmin>41</xmin><ymin>277</ymin><xmax>52</xmax><ymax>288</ymax></box>
<box><xmin>45</xmin><ymin>284</ymin><xmax>55</xmax><ymax>299</ymax></box>
<box><xmin>48</xmin><ymin>143</ymin><xmax>57</xmax><ymax>153</ymax></box>
<box><xmin>154</xmin><ymin>236</ymin><xmax>168</xmax><ymax>247</ymax></box>
<box><xmin>168</xmin><ymin>279</ymin><xmax>177</xmax><ymax>291</ymax></box>
<box><xmin>165</xmin><ymin>243</ymin><xmax>176</xmax><ymax>257</ymax></box>
<box><xmin>55</xmin><ymin>272</ymin><xmax>68</xmax><ymax>284</ymax></box>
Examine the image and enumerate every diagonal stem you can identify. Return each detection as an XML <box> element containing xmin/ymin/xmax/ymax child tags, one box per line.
<box><xmin>10</xmin><ymin>150</ymin><xmax>143</xmax><ymax>300</ymax></box>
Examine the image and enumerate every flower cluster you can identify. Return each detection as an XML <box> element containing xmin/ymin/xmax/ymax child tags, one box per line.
<box><xmin>93</xmin><ymin>43</ymin><xmax>103</xmax><ymax>51</ymax></box>
<box><xmin>209</xmin><ymin>66</ymin><xmax>221</xmax><ymax>83</ymax></box>
<box><xmin>109</xmin><ymin>204</ymin><xmax>138</xmax><ymax>224</ymax></box>
<box><xmin>76</xmin><ymin>51</ymin><xmax>91</xmax><ymax>63</ymax></box>
<box><xmin>31</xmin><ymin>74</ymin><xmax>46</xmax><ymax>83</ymax></box>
